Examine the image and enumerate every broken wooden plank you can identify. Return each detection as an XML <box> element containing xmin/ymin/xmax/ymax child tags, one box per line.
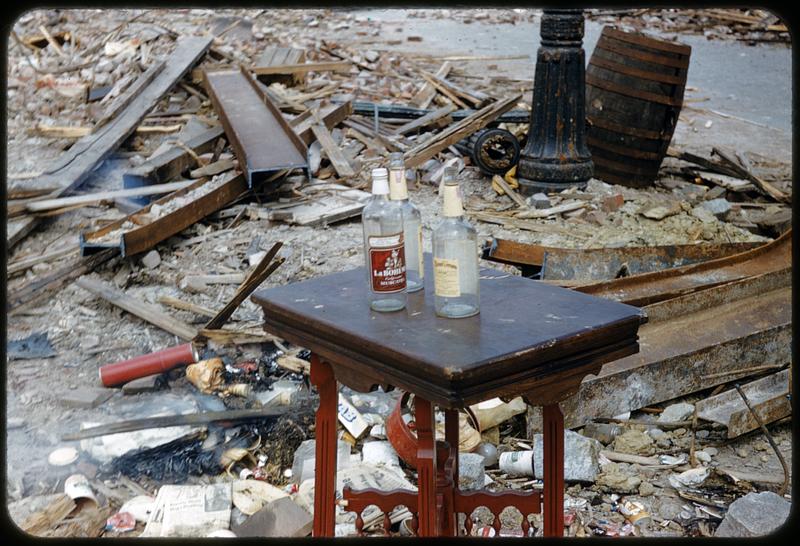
<box><xmin>290</xmin><ymin>100</ymin><xmax>353</xmax><ymax>146</ymax></box>
<box><xmin>189</xmin><ymin>158</ymin><xmax>235</xmax><ymax>178</ymax></box>
<box><xmin>7</xmin><ymin>246</ymin><xmax>79</xmax><ymax>276</ymax></box>
<box><xmin>311</xmin><ymin>123</ymin><xmax>357</xmax><ymax>178</ymax></box>
<box><xmin>268</xmin><ymin>190</ymin><xmax>371</xmax><ymax>226</ymax></box>
<box><xmin>123</xmin><ymin>125</ymin><xmax>225</xmax><ymax>189</ymax></box>
<box><xmin>61</xmin><ymin>407</ymin><xmax>288</xmax><ymax>441</ymax></box>
<box><xmin>403</xmin><ymin>94</ymin><xmax>521</xmax><ymax>168</ymax></box>
<box><xmin>392</xmin><ymin>104</ymin><xmax>456</xmax><ymax>136</ymax></box>
<box><xmin>74</xmin><ymin>277</ymin><xmax>198</xmax><ymax>340</ymax></box>
<box><xmin>515</xmin><ymin>201</ymin><xmax>586</xmax><ymax>219</ymax></box>
<box><xmin>7</xmin><ymin>248</ymin><xmax>119</xmax><ymax>312</ymax></box>
<box><xmin>26</xmin><ymin>181</ymin><xmax>193</xmax><ymax>213</ymax></box>
<box><xmin>410</xmin><ymin>61</ymin><xmax>452</xmax><ymax>109</ymax></box>
<box><xmin>491</xmin><ymin>175</ymin><xmax>527</xmax><ymax>208</ymax></box>
<box><xmin>8</xmin><ymin>35</ymin><xmax>213</xmax><ymax>249</ymax></box>
<box><xmin>95</xmin><ymin>61</ymin><xmax>166</xmax><ymax>128</ymax></box>
<box><xmin>202</xmin><ymin>242</ymin><xmax>285</xmax><ymax>331</ymax></box>
<box><xmin>81</xmin><ymin>172</ymin><xmax>249</xmax><ymax>257</ymax></box>
<box><xmin>252</xmin><ymin>60</ymin><xmax>351</xmax><ymax>76</ymax></box>
<box><xmin>253</xmin><ymin>46</ymin><xmax>306</xmax><ymax>85</ymax></box>
<box><xmin>696</xmin><ymin>368</ymin><xmax>791</xmax><ymax>438</ymax></box>
<box><xmin>713</xmin><ymin>146</ymin><xmax>790</xmax><ymax>203</ymax></box>
<box><xmin>157</xmin><ymin>295</ymin><xmax>218</xmax><ymax>318</ymax></box>
<box><xmin>419</xmin><ymin>71</ymin><xmax>470</xmax><ymax>109</ymax></box>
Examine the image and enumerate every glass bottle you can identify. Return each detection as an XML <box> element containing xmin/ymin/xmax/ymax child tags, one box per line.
<box><xmin>362</xmin><ymin>167</ymin><xmax>407</xmax><ymax>312</ymax></box>
<box><xmin>388</xmin><ymin>152</ymin><xmax>423</xmax><ymax>293</ymax></box>
<box><xmin>433</xmin><ymin>167</ymin><xmax>479</xmax><ymax>318</ymax></box>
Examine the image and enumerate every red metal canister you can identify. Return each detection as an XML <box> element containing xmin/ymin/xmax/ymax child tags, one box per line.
<box><xmin>99</xmin><ymin>342</ymin><xmax>199</xmax><ymax>387</ymax></box>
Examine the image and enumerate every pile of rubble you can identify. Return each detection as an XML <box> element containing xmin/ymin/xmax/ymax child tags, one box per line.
<box><xmin>586</xmin><ymin>8</ymin><xmax>790</xmax><ymax>45</ymax></box>
<box><xmin>6</xmin><ymin>7</ymin><xmax>792</xmax><ymax>539</ymax></box>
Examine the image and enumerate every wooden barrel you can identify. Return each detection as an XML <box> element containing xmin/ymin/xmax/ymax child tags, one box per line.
<box><xmin>585</xmin><ymin>26</ymin><xmax>691</xmax><ymax>188</ymax></box>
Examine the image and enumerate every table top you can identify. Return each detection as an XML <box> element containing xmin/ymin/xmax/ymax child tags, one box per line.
<box><xmin>252</xmin><ymin>255</ymin><xmax>645</xmax><ymax>407</ymax></box>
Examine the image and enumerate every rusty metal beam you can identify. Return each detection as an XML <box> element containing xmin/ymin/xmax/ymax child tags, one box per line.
<box><xmin>203</xmin><ymin>66</ymin><xmax>308</xmax><ymax>187</ymax></box>
<box><xmin>482</xmin><ymin>237</ymin><xmax>762</xmax><ymax>281</ymax></box>
<box><xmin>80</xmin><ymin>171</ymin><xmax>249</xmax><ymax>257</ymax></box>
<box><xmin>558</xmin><ymin>267</ymin><xmax>792</xmax><ymax>429</ymax></box>
<box><xmin>696</xmin><ymin>369</ymin><xmax>791</xmax><ymax>438</ymax></box>
<box><xmin>573</xmin><ymin>230</ymin><xmax>791</xmax><ymax>306</ymax></box>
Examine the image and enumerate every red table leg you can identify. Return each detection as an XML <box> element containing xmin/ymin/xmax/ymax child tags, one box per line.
<box><xmin>443</xmin><ymin>409</ymin><xmax>460</xmax><ymax>535</ymax></box>
<box><xmin>310</xmin><ymin>354</ymin><xmax>338</xmax><ymax>537</ymax></box>
<box><xmin>543</xmin><ymin>403</ymin><xmax>564</xmax><ymax>537</ymax></box>
<box><xmin>414</xmin><ymin>397</ymin><xmax>437</xmax><ymax>536</ymax></box>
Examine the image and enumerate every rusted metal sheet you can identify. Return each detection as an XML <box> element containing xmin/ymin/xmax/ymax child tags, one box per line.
<box><xmin>80</xmin><ymin>171</ymin><xmax>249</xmax><ymax>257</ymax></box>
<box><xmin>573</xmin><ymin>230</ymin><xmax>791</xmax><ymax>306</ymax></box>
<box><xmin>203</xmin><ymin>66</ymin><xmax>308</xmax><ymax>187</ymax></box>
<box><xmin>558</xmin><ymin>267</ymin><xmax>792</xmax><ymax>429</ymax></box>
<box><xmin>695</xmin><ymin>369</ymin><xmax>791</xmax><ymax>439</ymax></box>
<box><xmin>482</xmin><ymin>237</ymin><xmax>762</xmax><ymax>281</ymax></box>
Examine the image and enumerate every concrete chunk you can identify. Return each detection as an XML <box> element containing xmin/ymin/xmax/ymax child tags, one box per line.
<box><xmin>715</xmin><ymin>491</ymin><xmax>790</xmax><ymax>537</ymax></box>
<box><xmin>458</xmin><ymin>453</ymin><xmax>486</xmax><ymax>491</ymax></box>
<box><xmin>60</xmin><ymin>387</ymin><xmax>113</xmax><ymax>409</ymax></box>
<box><xmin>658</xmin><ymin>402</ymin><xmax>695</xmax><ymax>423</ymax></box>
<box><xmin>533</xmin><ymin>429</ymin><xmax>602</xmax><ymax>482</ymax></box>
<box><xmin>232</xmin><ymin>496</ymin><xmax>312</xmax><ymax>537</ymax></box>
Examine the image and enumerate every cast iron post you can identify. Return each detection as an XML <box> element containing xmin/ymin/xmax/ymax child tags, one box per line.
<box><xmin>517</xmin><ymin>9</ymin><xmax>593</xmax><ymax>195</ymax></box>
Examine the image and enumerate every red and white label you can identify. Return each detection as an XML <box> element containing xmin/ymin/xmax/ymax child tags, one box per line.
<box><xmin>369</xmin><ymin>233</ymin><xmax>406</xmax><ymax>293</ymax></box>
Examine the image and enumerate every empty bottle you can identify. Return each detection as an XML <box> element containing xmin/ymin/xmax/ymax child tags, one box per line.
<box><xmin>433</xmin><ymin>167</ymin><xmax>479</xmax><ymax>318</ymax></box>
<box><xmin>388</xmin><ymin>152</ymin><xmax>423</xmax><ymax>293</ymax></box>
<box><xmin>362</xmin><ymin>167</ymin><xmax>407</xmax><ymax>312</ymax></box>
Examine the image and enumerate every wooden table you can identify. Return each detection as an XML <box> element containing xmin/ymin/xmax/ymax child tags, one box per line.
<box><xmin>252</xmin><ymin>257</ymin><xmax>644</xmax><ymax>537</ymax></box>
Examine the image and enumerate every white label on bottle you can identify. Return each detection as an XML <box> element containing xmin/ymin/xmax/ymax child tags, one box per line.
<box><xmin>434</xmin><ymin>257</ymin><xmax>460</xmax><ymax>297</ymax></box>
<box><xmin>389</xmin><ymin>169</ymin><xmax>408</xmax><ymax>200</ymax></box>
<box><xmin>418</xmin><ymin>225</ymin><xmax>424</xmax><ymax>279</ymax></box>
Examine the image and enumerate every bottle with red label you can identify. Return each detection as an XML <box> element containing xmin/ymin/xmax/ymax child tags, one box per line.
<box><xmin>362</xmin><ymin>167</ymin><xmax>407</xmax><ymax>312</ymax></box>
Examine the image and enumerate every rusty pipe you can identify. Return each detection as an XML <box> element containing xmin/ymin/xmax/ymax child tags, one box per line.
<box><xmin>99</xmin><ymin>342</ymin><xmax>199</xmax><ymax>387</ymax></box>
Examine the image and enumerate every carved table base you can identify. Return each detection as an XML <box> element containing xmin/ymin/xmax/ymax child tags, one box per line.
<box><xmin>310</xmin><ymin>353</ymin><xmax>566</xmax><ymax>537</ymax></box>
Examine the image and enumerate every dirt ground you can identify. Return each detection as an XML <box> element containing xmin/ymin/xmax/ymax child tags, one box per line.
<box><xmin>5</xmin><ymin>8</ymin><xmax>792</xmax><ymax>538</ymax></box>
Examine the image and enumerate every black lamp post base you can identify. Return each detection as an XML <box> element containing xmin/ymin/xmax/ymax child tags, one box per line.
<box><xmin>516</xmin><ymin>158</ymin><xmax>593</xmax><ymax>195</ymax></box>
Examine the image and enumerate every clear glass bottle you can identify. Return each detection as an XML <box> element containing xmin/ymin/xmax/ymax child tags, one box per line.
<box><xmin>388</xmin><ymin>152</ymin><xmax>423</xmax><ymax>293</ymax></box>
<box><xmin>362</xmin><ymin>167</ymin><xmax>407</xmax><ymax>312</ymax></box>
<box><xmin>433</xmin><ymin>167</ymin><xmax>479</xmax><ymax>318</ymax></box>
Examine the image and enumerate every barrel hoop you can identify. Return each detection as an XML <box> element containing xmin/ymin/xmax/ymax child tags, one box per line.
<box><xmin>586</xmin><ymin>73</ymin><xmax>684</xmax><ymax>107</ymax></box>
<box><xmin>591</xmin><ymin>153</ymin><xmax>662</xmax><ymax>175</ymax></box>
<box><xmin>596</xmin><ymin>37</ymin><xmax>690</xmax><ymax>69</ymax></box>
<box><xmin>589</xmin><ymin>54</ymin><xmax>686</xmax><ymax>85</ymax></box>
<box><xmin>603</xmin><ymin>27</ymin><xmax>692</xmax><ymax>56</ymax></box>
<box><xmin>586</xmin><ymin>134</ymin><xmax>664</xmax><ymax>160</ymax></box>
<box><xmin>586</xmin><ymin>115</ymin><xmax>673</xmax><ymax>141</ymax></box>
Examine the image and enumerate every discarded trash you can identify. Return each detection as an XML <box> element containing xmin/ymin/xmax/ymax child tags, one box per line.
<box><xmin>105</xmin><ymin>511</ymin><xmax>136</xmax><ymax>533</ymax></box>
<box><xmin>119</xmin><ymin>495</ymin><xmax>156</xmax><ymax>522</ymax></box>
<box><xmin>361</xmin><ymin>441</ymin><xmax>400</xmax><ymax>468</ymax></box>
<box><xmin>99</xmin><ymin>342</ymin><xmax>198</xmax><ymax>387</ymax></box>
<box><xmin>7</xmin><ymin>331</ymin><xmax>57</xmax><ymax>360</ymax></box>
<box><xmin>474</xmin><ymin>442</ymin><xmax>498</xmax><ymax>467</ymax></box>
<box><xmin>338</xmin><ymin>393</ymin><xmax>370</xmax><ymax>439</ymax></box>
<box><xmin>619</xmin><ymin>499</ymin><xmax>651</xmax><ymax>526</ymax></box>
<box><xmin>669</xmin><ymin>466</ymin><xmax>710</xmax><ymax>489</ymax></box>
<box><xmin>185</xmin><ymin>357</ymin><xmax>225</xmax><ymax>393</ymax></box>
<box><xmin>499</xmin><ymin>450</ymin><xmax>534</xmax><ymax>477</ymax></box>
<box><xmin>231</xmin><ymin>479</ymin><xmax>288</xmax><ymax>516</ymax></box>
<box><xmin>48</xmin><ymin>447</ymin><xmax>79</xmax><ymax>467</ymax></box>
<box><xmin>142</xmin><ymin>483</ymin><xmax>232</xmax><ymax>537</ymax></box>
<box><xmin>64</xmin><ymin>474</ymin><xmax>99</xmax><ymax>510</ymax></box>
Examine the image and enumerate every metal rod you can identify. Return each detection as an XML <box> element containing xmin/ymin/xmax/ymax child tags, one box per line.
<box><xmin>734</xmin><ymin>384</ymin><xmax>789</xmax><ymax>495</ymax></box>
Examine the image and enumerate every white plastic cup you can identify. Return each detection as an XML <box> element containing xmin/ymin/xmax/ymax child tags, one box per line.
<box><xmin>498</xmin><ymin>450</ymin><xmax>534</xmax><ymax>477</ymax></box>
<box><xmin>64</xmin><ymin>473</ymin><xmax>99</xmax><ymax>509</ymax></box>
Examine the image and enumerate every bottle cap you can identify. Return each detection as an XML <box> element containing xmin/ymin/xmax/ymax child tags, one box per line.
<box><xmin>388</xmin><ymin>152</ymin><xmax>404</xmax><ymax>170</ymax></box>
<box><xmin>371</xmin><ymin>167</ymin><xmax>389</xmax><ymax>195</ymax></box>
<box><xmin>443</xmin><ymin>166</ymin><xmax>459</xmax><ymax>186</ymax></box>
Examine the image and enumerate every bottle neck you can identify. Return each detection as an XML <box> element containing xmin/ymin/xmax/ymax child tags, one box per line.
<box><xmin>388</xmin><ymin>168</ymin><xmax>408</xmax><ymax>201</ymax></box>
<box><xmin>442</xmin><ymin>184</ymin><xmax>464</xmax><ymax>217</ymax></box>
